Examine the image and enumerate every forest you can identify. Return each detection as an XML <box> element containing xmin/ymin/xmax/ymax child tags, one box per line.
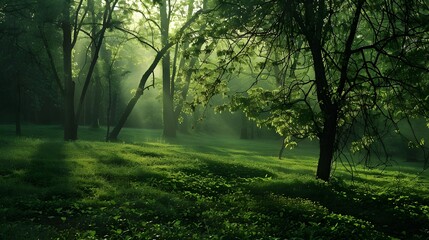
<box><xmin>0</xmin><ymin>0</ymin><xmax>429</xmax><ymax>239</ymax></box>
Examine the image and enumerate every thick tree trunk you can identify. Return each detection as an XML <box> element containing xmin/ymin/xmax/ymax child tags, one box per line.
<box><xmin>160</xmin><ymin>0</ymin><xmax>176</xmax><ymax>138</ymax></box>
<box><xmin>62</xmin><ymin>0</ymin><xmax>77</xmax><ymax>141</ymax></box>
<box><xmin>308</xmin><ymin>35</ymin><xmax>337</xmax><ymax>181</ymax></box>
<box><xmin>162</xmin><ymin>69</ymin><xmax>176</xmax><ymax>137</ymax></box>
<box><xmin>316</xmin><ymin>109</ymin><xmax>338</xmax><ymax>181</ymax></box>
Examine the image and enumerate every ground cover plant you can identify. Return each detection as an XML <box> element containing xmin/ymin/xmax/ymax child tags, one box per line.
<box><xmin>0</xmin><ymin>125</ymin><xmax>428</xmax><ymax>239</ymax></box>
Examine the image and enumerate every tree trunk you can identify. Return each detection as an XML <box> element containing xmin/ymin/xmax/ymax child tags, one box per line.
<box><xmin>279</xmin><ymin>136</ymin><xmax>286</xmax><ymax>159</ymax></box>
<box><xmin>308</xmin><ymin>35</ymin><xmax>337</xmax><ymax>181</ymax></box>
<box><xmin>89</xmin><ymin>0</ymin><xmax>101</xmax><ymax>129</ymax></box>
<box><xmin>62</xmin><ymin>0</ymin><xmax>77</xmax><ymax>141</ymax></box>
<box><xmin>75</xmin><ymin>0</ymin><xmax>119</xmax><ymax>127</ymax></box>
<box><xmin>108</xmin><ymin>44</ymin><xmax>172</xmax><ymax>140</ymax></box>
<box><xmin>160</xmin><ymin>0</ymin><xmax>176</xmax><ymax>138</ymax></box>
<box><xmin>91</xmin><ymin>72</ymin><xmax>102</xmax><ymax>128</ymax></box>
<box><xmin>106</xmin><ymin>72</ymin><xmax>112</xmax><ymax>141</ymax></box>
<box><xmin>173</xmin><ymin>0</ymin><xmax>207</xmax><ymax>130</ymax></box>
<box><xmin>108</xmin><ymin>92</ymin><xmax>142</xmax><ymax>140</ymax></box>
<box><xmin>107</xmin><ymin>7</ymin><xmax>203</xmax><ymax>140</ymax></box>
<box><xmin>316</xmin><ymin>109</ymin><xmax>338</xmax><ymax>181</ymax></box>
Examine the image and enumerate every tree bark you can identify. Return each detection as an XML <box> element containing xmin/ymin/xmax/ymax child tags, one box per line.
<box><xmin>308</xmin><ymin>32</ymin><xmax>337</xmax><ymax>181</ymax></box>
<box><xmin>173</xmin><ymin>0</ymin><xmax>206</xmax><ymax>130</ymax></box>
<box><xmin>108</xmin><ymin>45</ymin><xmax>172</xmax><ymax>140</ymax></box>
<box><xmin>108</xmin><ymin>7</ymin><xmax>204</xmax><ymax>140</ymax></box>
<box><xmin>108</xmin><ymin>92</ymin><xmax>142</xmax><ymax>140</ymax></box>
<box><xmin>316</xmin><ymin>108</ymin><xmax>338</xmax><ymax>181</ymax></box>
<box><xmin>314</xmin><ymin>0</ymin><xmax>363</xmax><ymax>181</ymax></box>
<box><xmin>160</xmin><ymin>0</ymin><xmax>176</xmax><ymax>138</ymax></box>
<box><xmin>91</xmin><ymin>72</ymin><xmax>102</xmax><ymax>128</ymax></box>
<box><xmin>62</xmin><ymin>0</ymin><xmax>77</xmax><ymax>141</ymax></box>
<box><xmin>89</xmin><ymin>0</ymin><xmax>101</xmax><ymax>128</ymax></box>
<box><xmin>75</xmin><ymin>0</ymin><xmax>120</xmax><ymax>124</ymax></box>
<box><xmin>279</xmin><ymin>136</ymin><xmax>286</xmax><ymax>160</ymax></box>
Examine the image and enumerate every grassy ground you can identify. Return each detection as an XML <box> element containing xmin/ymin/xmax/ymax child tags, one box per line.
<box><xmin>0</xmin><ymin>124</ymin><xmax>428</xmax><ymax>239</ymax></box>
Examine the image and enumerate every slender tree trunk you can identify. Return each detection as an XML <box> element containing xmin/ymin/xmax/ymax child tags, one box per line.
<box><xmin>89</xmin><ymin>0</ymin><xmax>101</xmax><ymax>128</ymax></box>
<box><xmin>75</xmin><ymin>0</ymin><xmax>120</xmax><ymax>127</ymax></box>
<box><xmin>108</xmin><ymin>45</ymin><xmax>172</xmax><ymax>140</ymax></box>
<box><xmin>172</xmin><ymin>0</ymin><xmax>194</xmax><ymax>129</ymax></box>
<box><xmin>108</xmin><ymin>7</ymin><xmax>203</xmax><ymax>140</ymax></box>
<box><xmin>106</xmin><ymin>74</ymin><xmax>112</xmax><ymax>141</ymax></box>
<box><xmin>100</xmin><ymin>41</ymin><xmax>114</xmax><ymax>140</ymax></box>
<box><xmin>106</xmin><ymin>69</ymin><xmax>113</xmax><ymax>141</ymax></box>
<box><xmin>108</xmin><ymin>92</ymin><xmax>142</xmax><ymax>140</ymax></box>
<box><xmin>62</xmin><ymin>0</ymin><xmax>77</xmax><ymax>140</ymax></box>
<box><xmin>91</xmin><ymin>72</ymin><xmax>102</xmax><ymax>128</ymax></box>
<box><xmin>279</xmin><ymin>136</ymin><xmax>286</xmax><ymax>159</ymax></box>
<box><xmin>160</xmin><ymin>0</ymin><xmax>176</xmax><ymax>138</ymax></box>
<box><xmin>173</xmin><ymin>0</ymin><xmax>207</xmax><ymax>130</ymax></box>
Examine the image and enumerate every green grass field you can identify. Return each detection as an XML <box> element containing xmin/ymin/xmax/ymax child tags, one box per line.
<box><xmin>0</xmin><ymin>125</ymin><xmax>428</xmax><ymax>239</ymax></box>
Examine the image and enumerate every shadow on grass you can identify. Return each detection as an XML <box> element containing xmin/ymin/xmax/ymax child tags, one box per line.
<box><xmin>0</xmin><ymin>141</ymin><xmax>78</xmax><ymax>239</ymax></box>
<box><xmin>0</xmin><ymin>140</ymin><xmax>71</xmax><ymax>202</ymax></box>
<box><xmin>270</xmin><ymin>165</ymin><xmax>315</xmax><ymax>176</ymax></box>
<box><xmin>22</xmin><ymin>141</ymin><xmax>73</xmax><ymax>199</ymax></box>
<box><xmin>246</xmin><ymin>179</ymin><xmax>429</xmax><ymax>238</ymax></box>
<box><xmin>125</xmin><ymin>148</ymin><xmax>167</xmax><ymax>159</ymax></box>
<box><xmin>179</xmin><ymin>156</ymin><xmax>276</xmax><ymax>179</ymax></box>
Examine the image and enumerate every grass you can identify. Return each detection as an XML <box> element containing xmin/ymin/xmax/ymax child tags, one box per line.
<box><xmin>0</xmin><ymin>124</ymin><xmax>428</xmax><ymax>239</ymax></box>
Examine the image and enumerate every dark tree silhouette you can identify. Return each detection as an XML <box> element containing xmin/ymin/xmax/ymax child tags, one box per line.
<box><xmin>212</xmin><ymin>0</ymin><xmax>429</xmax><ymax>181</ymax></box>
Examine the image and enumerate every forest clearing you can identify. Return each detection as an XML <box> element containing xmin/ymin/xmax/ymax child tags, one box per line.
<box><xmin>2</xmin><ymin>0</ymin><xmax>429</xmax><ymax>239</ymax></box>
<box><xmin>0</xmin><ymin>125</ymin><xmax>428</xmax><ymax>239</ymax></box>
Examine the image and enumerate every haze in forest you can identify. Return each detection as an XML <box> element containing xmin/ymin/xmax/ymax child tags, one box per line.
<box><xmin>0</xmin><ymin>1</ymin><xmax>429</xmax><ymax>238</ymax></box>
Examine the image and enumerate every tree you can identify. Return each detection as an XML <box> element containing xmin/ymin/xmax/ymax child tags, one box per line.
<box><xmin>171</xmin><ymin>0</ymin><xmax>210</xmax><ymax>133</ymax></box>
<box><xmin>159</xmin><ymin>0</ymin><xmax>208</xmax><ymax>137</ymax></box>
<box><xmin>0</xmin><ymin>0</ymin><xmax>62</xmax><ymax>134</ymax></box>
<box><xmin>38</xmin><ymin>0</ymin><xmax>120</xmax><ymax>140</ymax></box>
<box><xmin>88</xmin><ymin>0</ymin><xmax>103</xmax><ymax>128</ymax></box>
<box><xmin>108</xmin><ymin>3</ymin><xmax>207</xmax><ymax>140</ymax></box>
<box><xmin>210</xmin><ymin>0</ymin><xmax>429</xmax><ymax>181</ymax></box>
<box><xmin>160</xmin><ymin>0</ymin><xmax>176</xmax><ymax>137</ymax></box>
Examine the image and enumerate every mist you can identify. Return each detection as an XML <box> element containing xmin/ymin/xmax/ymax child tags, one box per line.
<box><xmin>0</xmin><ymin>0</ymin><xmax>428</xmax><ymax>238</ymax></box>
